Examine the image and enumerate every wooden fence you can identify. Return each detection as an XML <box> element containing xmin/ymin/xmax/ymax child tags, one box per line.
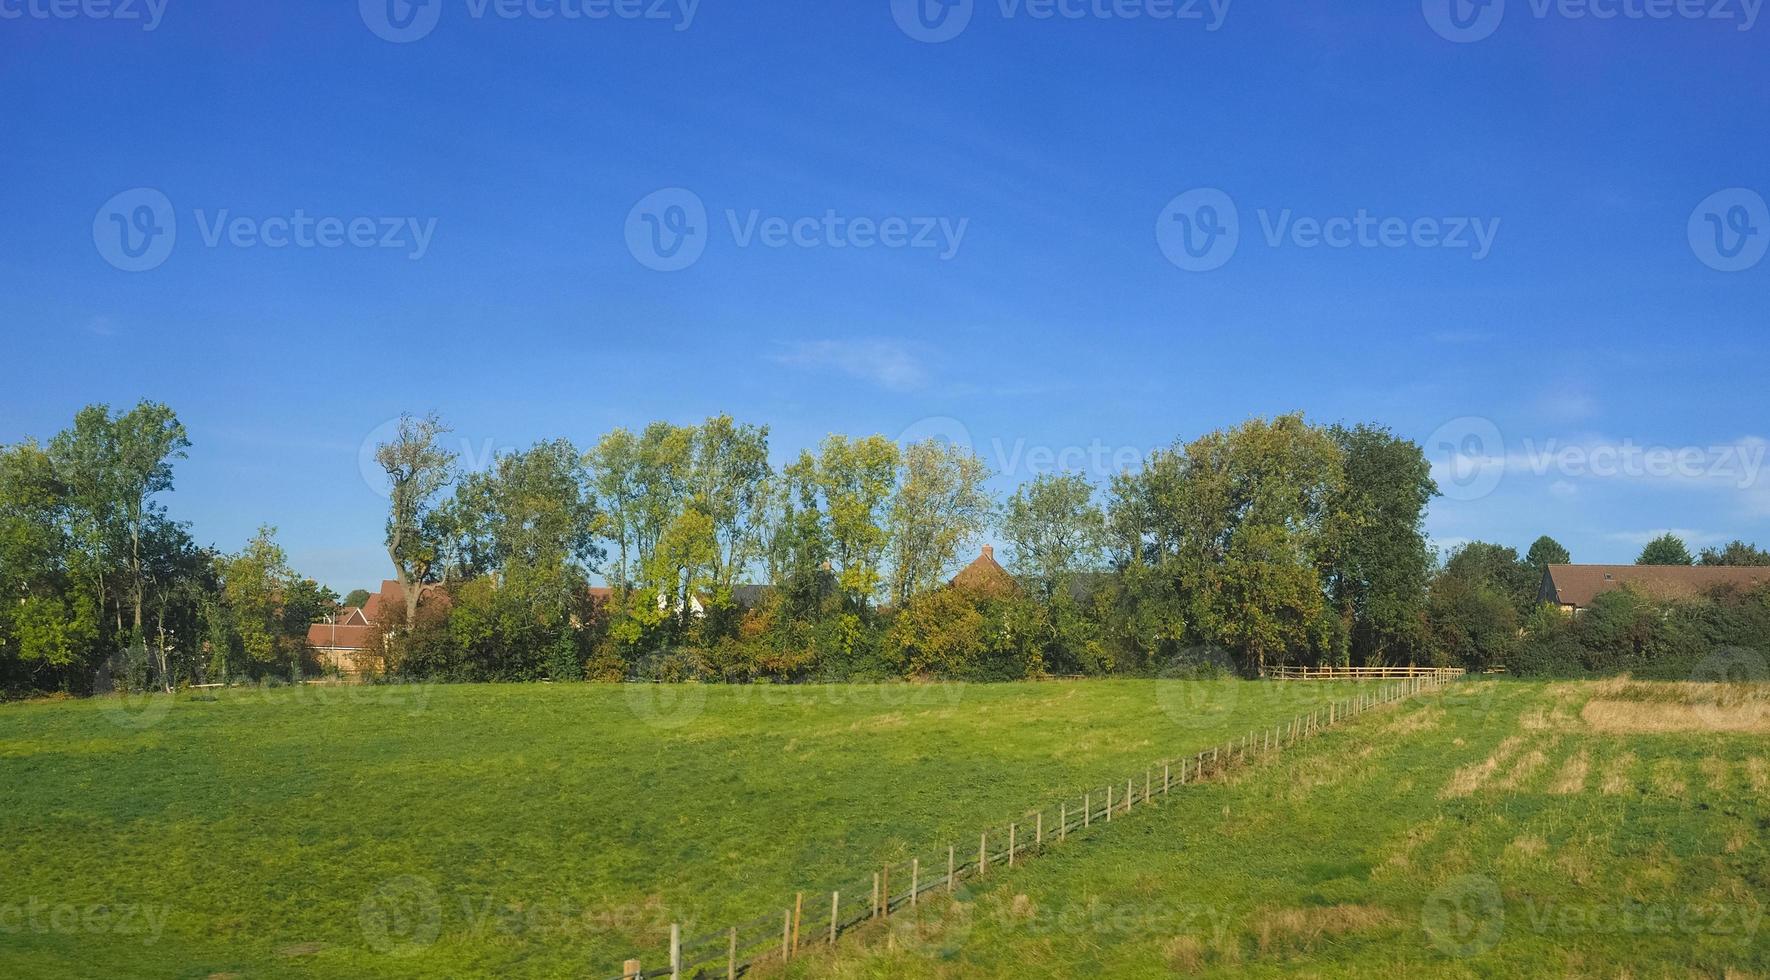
<box><xmin>605</xmin><ymin>673</ymin><xmax>1457</xmax><ymax>979</ymax></box>
<box><xmin>1262</xmin><ymin>665</ymin><xmax>1467</xmax><ymax>681</ymax></box>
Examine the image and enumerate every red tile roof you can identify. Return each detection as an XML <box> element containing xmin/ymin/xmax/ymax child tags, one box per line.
<box><xmin>951</xmin><ymin>545</ymin><xmax>1018</xmax><ymax>597</ymax></box>
<box><xmin>1541</xmin><ymin>564</ymin><xmax>1770</xmax><ymax>609</ymax></box>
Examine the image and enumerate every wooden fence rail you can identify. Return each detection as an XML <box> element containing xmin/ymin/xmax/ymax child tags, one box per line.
<box><xmin>1262</xmin><ymin>665</ymin><xmax>1467</xmax><ymax>681</ymax></box>
<box><xmin>605</xmin><ymin>672</ymin><xmax>1458</xmax><ymax>979</ymax></box>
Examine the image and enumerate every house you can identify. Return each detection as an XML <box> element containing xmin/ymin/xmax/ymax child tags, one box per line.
<box><xmin>951</xmin><ymin>545</ymin><xmax>1019</xmax><ymax>597</ymax></box>
<box><xmin>305</xmin><ymin>579</ymin><xmax>446</xmax><ymax>676</ymax></box>
<box><xmin>1537</xmin><ymin>564</ymin><xmax>1770</xmax><ymax>614</ymax></box>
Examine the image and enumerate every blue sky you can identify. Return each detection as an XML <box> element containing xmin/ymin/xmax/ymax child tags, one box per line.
<box><xmin>2</xmin><ymin>1</ymin><xmax>1766</xmax><ymax>591</ymax></box>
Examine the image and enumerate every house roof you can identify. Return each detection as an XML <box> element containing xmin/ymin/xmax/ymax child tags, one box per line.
<box><xmin>306</xmin><ymin>622</ymin><xmax>374</xmax><ymax>650</ymax></box>
<box><xmin>1541</xmin><ymin>564</ymin><xmax>1770</xmax><ymax>608</ymax></box>
<box><xmin>307</xmin><ymin>579</ymin><xmax>449</xmax><ymax>651</ymax></box>
<box><xmin>951</xmin><ymin>545</ymin><xmax>1018</xmax><ymax>597</ymax></box>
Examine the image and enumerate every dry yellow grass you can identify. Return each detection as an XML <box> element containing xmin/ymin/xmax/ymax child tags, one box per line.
<box><xmin>1162</xmin><ymin>935</ymin><xmax>1206</xmax><ymax>974</ymax></box>
<box><xmin>1549</xmin><ymin>748</ymin><xmax>1591</xmax><ymax>794</ymax></box>
<box><xmin>1495</xmin><ymin>739</ymin><xmax>1557</xmax><ymax>791</ymax></box>
<box><xmin>1581</xmin><ymin>699</ymin><xmax>1770</xmax><ymax>734</ymax></box>
<box><xmin>1382</xmin><ymin>706</ymin><xmax>1443</xmax><ymax>736</ymax></box>
<box><xmin>1746</xmin><ymin>757</ymin><xmax>1769</xmax><ymax>793</ymax></box>
<box><xmin>1602</xmin><ymin>752</ymin><xmax>1639</xmax><ymax>795</ymax></box>
<box><xmin>1700</xmin><ymin>757</ymin><xmax>1731</xmax><ymax>792</ymax></box>
<box><xmin>1252</xmin><ymin>905</ymin><xmax>1394</xmax><ymax>955</ymax></box>
<box><xmin>1508</xmin><ymin>834</ymin><xmax>1548</xmax><ymax>858</ymax></box>
<box><xmin>1441</xmin><ymin>734</ymin><xmax>1526</xmax><ymax>798</ymax></box>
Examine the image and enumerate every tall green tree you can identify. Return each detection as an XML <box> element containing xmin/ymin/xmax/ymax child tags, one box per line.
<box><xmin>794</xmin><ymin>435</ymin><xmax>900</xmax><ymax>610</ymax></box>
<box><xmin>375</xmin><ymin>413</ymin><xmax>457</xmax><ymax>623</ymax></box>
<box><xmin>887</xmin><ymin>439</ymin><xmax>993</xmax><ymax>607</ymax></box>
<box><xmin>689</xmin><ymin>415</ymin><xmax>772</xmax><ymax>595</ymax></box>
<box><xmin>585</xmin><ymin>427</ymin><xmax>642</xmax><ymax>599</ymax></box>
<box><xmin>1114</xmin><ymin>414</ymin><xmax>1344</xmax><ymax>673</ymax></box>
<box><xmin>1322</xmin><ymin>424</ymin><xmax>1438</xmax><ymax>666</ymax></box>
<box><xmin>213</xmin><ymin>526</ymin><xmax>332</xmax><ymax>681</ymax></box>
<box><xmin>1637</xmin><ymin>533</ymin><xmax>1694</xmax><ymax>566</ymax></box>
<box><xmin>1000</xmin><ymin>472</ymin><xmax>1106</xmax><ymax>601</ymax></box>
<box><xmin>1698</xmin><ymin>540</ymin><xmax>1770</xmax><ymax>566</ymax></box>
<box><xmin>1525</xmin><ymin>535</ymin><xmax>1571</xmax><ymax>574</ymax></box>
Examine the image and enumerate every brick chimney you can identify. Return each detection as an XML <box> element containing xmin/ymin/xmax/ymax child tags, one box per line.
<box><xmin>981</xmin><ymin>545</ymin><xmax>994</xmax><ymax>560</ymax></box>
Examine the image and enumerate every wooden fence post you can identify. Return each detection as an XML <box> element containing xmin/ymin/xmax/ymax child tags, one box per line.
<box><xmin>671</xmin><ymin>923</ymin><xmax>682</xmax><ymax>979</ymax></box>
<box><xmin>728</xmin><ymin>926</ymin><xmax>737</xmax><ymax>979</ymax></box>
<box><xmin>1127</xmin><ymin>777</ymin><xmax>1134</xmax><ymax>813</ymax></box>
<box><xmin>911</xmin><ymin>859</ymin><xmax>919</xmax><ymax>908</ymax></box>
<box><xmin>1164</xmin><ymin>761</ymin><xmax>1171</xmax><ymax>794</ymax></box>
<box><xmin>1036</xmin><ymin>810</ymin><xmax>1043</xmax><ymax>848</ymax></box>
<box><xmin>1009</xmin><ymin>824</ymin><xmax>1016</xmax><ymax>867</ymax></box>
<box><xmin>1060</xmin><ymin>802</ymin><xmax>1068</xmax><ymax>841</ymax></box>
<box><xmin>793</xmin><ymin>892</ymin><xmax>803</xmax><ymax>953</ymax></box>
<box><xmin>829</xmin><ymin>892</ymin><xmax>838</xmax><ymax>944</ymax></box>
<box><xmin>1106</xmin><ymin>784</ymin><xmax>1113</xmax><ymax>821</ymax></box>
<box><xmin>948</xmin><ymin>845</ymin><xmax>955</xmax><ymax>892</ymax></box>
<box><xmin>1145</xmin><ymin>769</ymin><xmax>1151</xmax><ymax>803</ymax></box>
<box><xmin>872</xmin><ymin>873</ymin><xmax>879</xmax><ymax>918</ymax></box>
<box><xmin>881</xmin><ymin>865</ymin><xmax>890</xmax><ymax>920</ymax></box>
<box><xmin>623</xmin><ymin>959</ymin><xmax>641</xmax><ymax>980</ymax></box>
<box><xmin>980</xmin><ymin>832</ymin><xmax>988</xmax><ymax>876</ymax></box>
<box><xmin>1084</xmin><ymin>792</ymin><xmax>1091</xmax><ymax>828</ymax></box>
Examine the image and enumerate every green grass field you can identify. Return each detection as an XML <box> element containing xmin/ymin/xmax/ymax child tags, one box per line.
<box><xmin>0</xmin><ymin>678</ymin><xmax>1365</xmax><ymax>979</ymax></box>
<box><xmin>791</xmin><ymin>679</ymin><xmax>1770</xmax><ymax>979</ymax></box>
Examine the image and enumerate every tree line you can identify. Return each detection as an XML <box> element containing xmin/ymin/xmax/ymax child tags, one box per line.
<box><xmin>0</xmin><ymin>403</ymin><xmax>337</xmax><ymax>694</ymax></box>
<box><xmin>6</xmin><ymin>404</ymin><xmax>1768</xmax><ymax>695</ymax></box>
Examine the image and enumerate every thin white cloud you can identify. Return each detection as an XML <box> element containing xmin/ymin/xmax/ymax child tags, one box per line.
<box><xmin>772</xmin><ymin>339</ymin><xmax>929</xmax><ymax>392</ymax></box>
